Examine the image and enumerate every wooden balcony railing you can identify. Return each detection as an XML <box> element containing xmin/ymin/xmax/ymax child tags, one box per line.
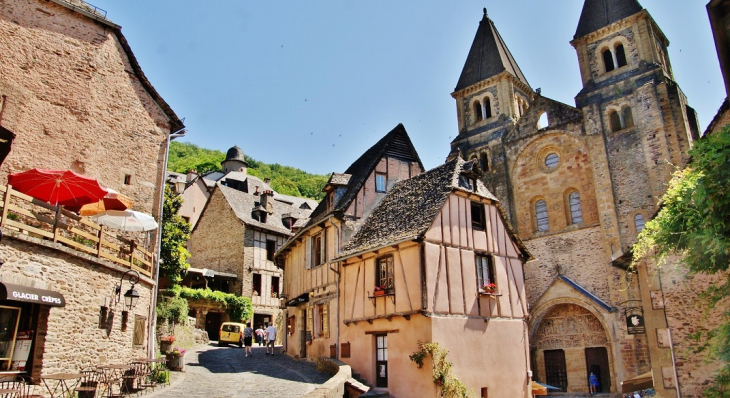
<box><xmin>0</xmin><ymin>185</ymin><xmax>154</xmax><ymax>277</ymax></box>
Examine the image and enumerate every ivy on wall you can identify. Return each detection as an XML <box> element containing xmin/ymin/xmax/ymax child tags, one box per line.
<box><xmin>166</xmin><ymin>285</ymin><xmax>253</xmax><ymax>323</ymax></box>
<box><xmin>409</xmin><ymin>341</ymin><xmax>472</xmax><ymax>398</ymax></box>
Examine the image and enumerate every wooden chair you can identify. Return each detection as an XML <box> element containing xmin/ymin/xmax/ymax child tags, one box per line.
<box><xmin>0</xmin><ymin>379</ymin><xmax>21</xmax><ymax>398</ymax></box>
<box><xmin>74</xmin><ymin>369</ymin><xmax>100</xmax><ymax>398</ymax></box>
<box><xmin>121</xmin><ymin>363</ymin><xmax>143</xmax><ymax>396</ymax></box>
<box><xmin>16</xmin><ymin>376</ymin><xmax>42</xmax><ymax>398</ymax></box>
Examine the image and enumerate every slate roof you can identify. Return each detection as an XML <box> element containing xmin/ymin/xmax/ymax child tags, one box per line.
<box><xmin>335</xmin><ymin>157</ymin><xmax>529</xmax><ymax>260</ymax></box>
<box><xmin>306</xmin><ymin>123</ymin><xmax>423</xmax><ymax>226</ymax></box>
<box><xmin>455</xmin><ymin>9</ymin><xmax>530</xmax><ymax>92</ymax></box>
<box><xmin>327</xmin><ymin>173</ymin><xmax>352</xmax><ymax>186</ymax></box>
<box><xmin>216</xmin><ymin>184</ymin><xmax>313</xmax><ymax>236</ymax></box>
<box><xmin>224</xmin><ymin>146</ymin><xmax>248</xmax><ymax>165</ymax></box>
<box><xmin>574</xmin><ymin>0</ymin><xmax>644</xmax><ymax>39</ymax></box>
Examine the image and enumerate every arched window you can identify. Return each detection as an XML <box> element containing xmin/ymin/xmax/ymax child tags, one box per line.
<box><xmin>615</xmin><ymin>44</ymin><xmax>627</xmax><ymax>68</ymax></box>
<box><xmin>535</xmin><ymin>200</ymin><xmax>549</xmax><ymax>232</ymax></box>
<box><xmin>634</xmin><ymin>214</ymin><xmax>646</xmax><ymax>233</ymax></box>
<box><xmin>484</xmin><ymin>98</ymin><xmax>493</xmax><ymax>119</ymax></box>
<box><xmin>610</xmin><ymin>111</ymin><xmax>622</xmax><ymax>132</ymax></box>
<box><xmin>603</xmin><ymin>49</ymin><xmax>615</xmax><ymax>72</ymax></box>
<box><xmin>568</xmin><ymin>191</ymin><xmax>583</xmax><ymax>225</ymax></box>
<box><xmin>480</xmin><ymin>152</ymin><xmax>489</xmax><ymax>172</ymax></box>
<box><xmin>623</xmin><ymin>107</ymin><xmax>634</xmax><ymax>128</ymax></box>
<box><xmin>538</xmin><ymin>112</ymin><xmax>549</xmax><ymax>129</ymax></box>
<box><xmin>473</xmin><ymin>101</ymin><xmax>483</xmax><ymax>122</ymax></box>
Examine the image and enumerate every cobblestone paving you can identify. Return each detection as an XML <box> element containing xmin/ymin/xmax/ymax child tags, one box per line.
<box><xmin>148</xmin><ymin>343</ymin><xmax>332</xmax><ymax>398</ymax></box>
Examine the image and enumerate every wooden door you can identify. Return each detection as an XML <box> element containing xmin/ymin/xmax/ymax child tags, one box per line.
<box><xmin>205</xmin><ymin>312</ymin><xmax>222</xmax><ymax>341</ymax></box>
<box><xmin>375</xmin><ymin>335</ymin><xmax>388</xmax><ymax>388</ymax></box>
<box><xmin>544</xmin><ymin>349</ymin><xmax>567</xmax><ymax>392</ymax></box>
<box><xmin>585</xmin><ymin>347</ymin><xmax>610</xmax><ymax>393</ymax></box>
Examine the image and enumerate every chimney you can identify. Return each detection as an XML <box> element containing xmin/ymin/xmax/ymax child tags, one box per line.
<box><xmin>254</xmin><ymin>186</ymin><xmax>260</xmax><ymax>196</ymax></box>
<box><xmin>261</xmin><ymin>190</ymin><xmax>273</xmax><ymax>210</ymax></box>
<box><xmin>186</xmin><ymin>169</ymin><xmax>197</xmax><ymax>182</ymax></box>
<box><xmin>264</xmin><ymin>178</ymin><xmax>271</xmax><ymax>185</ymax></box>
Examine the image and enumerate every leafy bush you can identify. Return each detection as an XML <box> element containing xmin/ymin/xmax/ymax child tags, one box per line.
<box><xmin>156</xmin><ymin>296</ymin><xmax>188</xmax><ymax>325</ymax></box>
<box><xmin>410</xmin><ymin>341</ymin><xmax>471</xmax><ymax>398</ymax></box>
<box><xmin>166</xmin><ymin>285</ymin><xmax>252</xmax><ymax>323</ymax></box>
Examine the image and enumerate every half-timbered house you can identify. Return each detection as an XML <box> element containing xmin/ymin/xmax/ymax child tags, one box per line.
<box><xmin>277</xmin><ymin>124</ymin><xmax>424</xmax><ymax>360</ymax></box>
<box><xmin>334</xmin><ymin>157</ymin><xmax>532</xmax><ymax>397</ymax></box>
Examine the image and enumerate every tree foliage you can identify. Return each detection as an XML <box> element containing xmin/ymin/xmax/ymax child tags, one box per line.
<box><xmin>167</xmin><ymin>141</ymin><xmax>328</xmax><ymax>201</ymax></box>
<box><xmin>633</xmin><ymin>125</ymin><xmax>730</xmax><ymax>397</ymax></box>
<box><xmin>161</xmin><ymin>185</ymin><xmax>191</xmax><ymax>283</ymax></box>
<box><xmin>167</xmin><ymin>285</ymin><xmax>253</xmax><ymax>323</ymax></box>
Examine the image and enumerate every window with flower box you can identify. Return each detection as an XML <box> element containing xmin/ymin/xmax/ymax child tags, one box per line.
<box><xmin>476</xmin><ymin>255</ymin><xmax>496</xmax><ymax>293</ymax></box>
<box><xmin>376</xmin><ymin>256</ymin><xmax>395</xmax><ymax>292</ymax></box>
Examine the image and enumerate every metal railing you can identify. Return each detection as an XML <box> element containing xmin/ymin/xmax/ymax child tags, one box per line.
<box><xmin>0</xmin><ymin>184</ymin><xmax>153</xmax><ymax>277</ymax></box>
<box><xmin>54</xmin><ymin>0</ymin><xmax>108</xmax><ymax>19</ymax></box>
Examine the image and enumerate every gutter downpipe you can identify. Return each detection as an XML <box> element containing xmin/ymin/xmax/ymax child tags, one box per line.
<box><xmin>148</xmin><ymin>128</ymin><xmax>186</xmax><ymax>360</ymax></box>
<box><xmin>326</xmin><ymin>215</ymin><xmax>342</xmax><ymax>360</ymax></box>
<box><xmin>658</xmin><ymin>266</ymin><xmax>682</xmax><ymax>397</ymax></box>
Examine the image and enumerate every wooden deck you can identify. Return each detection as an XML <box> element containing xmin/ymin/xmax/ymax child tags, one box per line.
<box><xmin>0</xmin><ymin>184</ymin><xmax>154</xmax><ymax>277</ymax></box>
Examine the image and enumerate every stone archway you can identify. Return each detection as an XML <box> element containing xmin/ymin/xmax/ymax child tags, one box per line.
<box><xmin>531</xmin><ymin>303</ymin><xmax>613</xmax><ymax>393</ymax></box>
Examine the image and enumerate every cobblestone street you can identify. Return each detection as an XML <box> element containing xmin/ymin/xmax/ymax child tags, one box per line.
<box><xmin>148</xmin><ymin>343</ymin><xmax>332</xmax><ymax>398</ymax></box>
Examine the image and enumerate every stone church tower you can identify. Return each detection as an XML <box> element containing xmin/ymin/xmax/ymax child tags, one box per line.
<box><xmin>449</xmin><ymin>1</ymin><xmax>699</xmax><ymax>394</ymax></box>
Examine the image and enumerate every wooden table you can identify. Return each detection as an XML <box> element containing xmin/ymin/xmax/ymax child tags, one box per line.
<box><xmin>41</xmin><ymin>373</ymin><xmax>83</xmax><ymax>398</ymax></box>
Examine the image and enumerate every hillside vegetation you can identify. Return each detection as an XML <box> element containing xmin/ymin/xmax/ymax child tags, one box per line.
<box><xmin>168</xmin><ymin>141</ymin><xmax>328</xmax><ymax>201</ymax></box>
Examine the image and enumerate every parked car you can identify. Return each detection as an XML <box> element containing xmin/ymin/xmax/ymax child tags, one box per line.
<box><xmin>219</xmin><ymin>322</ymin><xmax>246</xmax><ymax>347</ymax></box>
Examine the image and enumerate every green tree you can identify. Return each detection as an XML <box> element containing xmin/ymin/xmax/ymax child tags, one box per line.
<box><xmin>161</xmin><ymin>185</ymin><xmax>191</xmax><ymax>283</ymax></box>
<box><xmin>633</xmin><ymin>125</ymin><xmax>730</xmax><ymax>397</ymax></box>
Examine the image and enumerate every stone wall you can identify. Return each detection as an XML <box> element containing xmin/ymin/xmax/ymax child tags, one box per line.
<box><xmin>0</xmin><ymin>231</ymin><xmax>153</xmax><ymax>379</ymax></box>
<box><xmin>0</xmin><ymin>0</ymin><xmax>173</xmax><ymax>216</ymax></box>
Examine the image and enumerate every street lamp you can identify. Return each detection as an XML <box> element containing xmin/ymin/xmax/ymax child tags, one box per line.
<box><xmin>148</xmin><ymin>128</ymin><xmax>186</xmax><ymax>358</ymax></box>
<box><xmin>115</xmin><ymin>269</ymin><xmax>141</xmax><ymax>310</ymax></box>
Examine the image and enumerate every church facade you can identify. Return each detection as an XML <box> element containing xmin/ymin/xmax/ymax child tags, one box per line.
<box><xmin>448</xmin><ymin>1</ymin><xmax>699</xmax><ymax>394</ymax></box>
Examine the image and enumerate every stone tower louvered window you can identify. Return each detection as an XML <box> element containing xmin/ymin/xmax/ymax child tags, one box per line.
<box><xmin>568</xmin><ymin>191</ymin><xmax>583</xmax><ymax>225</ymax></box>
<box><xmin>610</xmin><ymin>111</ymin><xmax>622</xmax><ymax>132</ymax></box>
<box><xmin>603</xmin><ymin>49</ymin><xmax>615</xmax><ymax>72</ymax></box>
<box><xmin>623</xmin><ymin>107</ymin><xmax>635</xmax><ymax>128</ymax></box>
<box><xmin>535</xmin><ymin>200</ymin><xmax>549</xmax><ymax>232</ymax></box>
<box><xmin>473</xmin><ymin>100</ymin><xmax>483</xmax><ymax>122</ymax></box>
<box><xmin>616</xmin><ymin>44</ymin><xmax>627</xmax><ymax>68</ymax></box>
<box><xmin>634</xmin><ymin>214</ymin><xmax>646</xmax><ymax>233</ymax></box>
<box><xmin>484</xmin><ymin>98</ymin><xmax>493</xmax><ymax>118</ymax></box>
<box><xmin>480</xmin><ymin>152</ymin><xmax>489</xmax><ymax>172</ymax></box>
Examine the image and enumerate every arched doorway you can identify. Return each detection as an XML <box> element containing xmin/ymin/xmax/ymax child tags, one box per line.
<box><xmin>532</xmin><ymin>304</ymin><xmax>612</xmax><ymax>393</ymax></box>
<box><xmin>205</xmin><ymin>312</ymin><xmax>223</xmax><ymax>341</ymax></box>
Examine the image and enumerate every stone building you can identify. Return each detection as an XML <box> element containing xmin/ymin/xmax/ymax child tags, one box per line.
<box><xmin>187</xmin><ymin>146</ymin><xmax>316</xmax><ymax>341</ymax></box>
<box><xmin>334</xmin><ymin>157</ymin><xmax>532</xmax><ymax>397</ymax></box>
<box><xmin>166</xmin><ymin>170</ymin><xmax>210</xmax><ymax>229</ymax></box>
<box><xmin>447</xmin><ymin>1</ymin><xmax>699</xmax><ymax>394</ymax></box>
<box><xmin>0</xmin><ymin>0</ymin><xmax>182</xmax><ymax>380</ymax></box>
<box><xmin>277</xmin><ymin>124</ymin><xmax>423</xmax><ymax>363</ymax></box>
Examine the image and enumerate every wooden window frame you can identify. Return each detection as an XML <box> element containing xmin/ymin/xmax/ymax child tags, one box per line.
<box><xmin>310</xmin><ymin>232</ymin><xmax>324</xmax><ymax>268</ymax></box>
<box><xmin>476</xmin><ymin>254</ymin><xmax>496</xmax><ymax>292</ymax></box>
<box><xmin>266</xmin><ymin>239</ymin><xmax>276</xmax><ymax>261</ymax></box>
<box><xmin>375</xmin><ymin>173</ymin><xmax>387</xmax><ymax>193</ymax></box>
<box><xmin>471</xmin><ymin>201</ymin><xmax>485</xmax><ymax>230</ymax></box>
<box><xmin>376</xmin><ymin>256</ymin><xmax>395</xmax><ymax>292</ymax></box>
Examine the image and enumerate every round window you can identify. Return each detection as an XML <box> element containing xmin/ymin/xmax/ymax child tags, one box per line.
<box><xmin>545</xmin><ymin>153</ymin><xmax>559</xmax><ymax>169</ymax></box>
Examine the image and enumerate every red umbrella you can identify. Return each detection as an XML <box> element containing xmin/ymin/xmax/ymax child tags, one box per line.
<box><xmin>8</xmin><ymin>168</ymin><xmax>108</xmax><ymax>207</ymax></box>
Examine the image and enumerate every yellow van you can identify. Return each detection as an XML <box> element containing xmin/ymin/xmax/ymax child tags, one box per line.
<box><xmin>219</xmin><ymin>322</ymin><xmax>247</xmax><ymax>347</ymax></box>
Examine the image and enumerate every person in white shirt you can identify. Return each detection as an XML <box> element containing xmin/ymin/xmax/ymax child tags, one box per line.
<box><xmin>265</xmin><ymin>322</ymin><xmax>277</xmax><ymax>355</ymax></box>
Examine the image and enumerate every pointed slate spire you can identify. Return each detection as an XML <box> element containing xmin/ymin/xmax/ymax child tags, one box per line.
<box><xmin>574</xmin><ymin>0</ymin><xmax>643</xmax><ymax>39</ymax></box>
<box><xmin>454</xmin><ymin>8</ymin><xmax>530</xmax><ymax>92</ymax></box>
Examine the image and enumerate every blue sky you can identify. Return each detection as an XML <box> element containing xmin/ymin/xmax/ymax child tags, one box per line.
<box><xmin>90</xmin><ymin>1</ymin><xmax>724</xmax><ymax>175</ymax></box>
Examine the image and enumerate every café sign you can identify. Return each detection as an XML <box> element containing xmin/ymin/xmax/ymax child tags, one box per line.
<box><xmin>286</xmin><ymin>293</ymin><xmax>309</xmax><ymax>307</ymax></box>
<box><xmin>0</xmin><ymin>283</ymin><xmax>65</xmax><ymax>307</ymax></box>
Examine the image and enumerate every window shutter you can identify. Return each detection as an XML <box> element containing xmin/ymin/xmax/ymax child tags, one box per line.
<box><xmin>322</xmin><ymin>303</ymin><xmax>329</xmax><ymax>338</ymax></box>
<box><xmin>305</xmin><ymin>237</ymin><xmax>312</xmax><ymax>269</ymax></box>
<box><xmin>307</xmin><ymin>307</ymin><xmax>313</xmax><ymax>334</ymax></box>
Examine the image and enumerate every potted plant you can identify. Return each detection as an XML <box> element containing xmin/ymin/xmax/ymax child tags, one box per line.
<box><xmin>373</xmin><ymin>285</ymin><xmax>387</xmax><ymax>297</ymax></box>
<box><xmin>159</xmin><ymin>335</ymin><xmax>175</xmax><ymax>354</ymax></box>
<box><xmin>271</xmin><ymin>291</ymin><xmax>278</xmax><ymax>298</ymax></box>
<box><xmin>481</xmin><ymin>283</ymin><xmax>497</xmax><ymax>294</ymax></box>
<box><xmin>166</xmin><ymin>346</ymin><xmax>187</xmax><ymax>371</ymax></box>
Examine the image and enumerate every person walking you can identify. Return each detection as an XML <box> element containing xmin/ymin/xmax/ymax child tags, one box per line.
<box><xmin>243</xmin><ymin>323</ymin><xmax>254</xmax><ymax>357</ymax></box>
<box><xmin>255</xmin><ymin>325</ymin><xmax>265</xmax><ymax>346</ymax></box>
<box><xmin>589</xmin><ymin>372</ymin><xmax>599</xmax><ymax>395</ymax></box>
<box><xmin>265</xmin><ymin>322</ymin><xmax>277</xmax><ymax>355</ymax></box>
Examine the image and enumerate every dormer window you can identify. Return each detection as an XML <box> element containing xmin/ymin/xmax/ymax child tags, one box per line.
<box><xmin>458</xmin><ymin>175</ymin><xmax>474</xmax><ymax>191</ymax></box>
